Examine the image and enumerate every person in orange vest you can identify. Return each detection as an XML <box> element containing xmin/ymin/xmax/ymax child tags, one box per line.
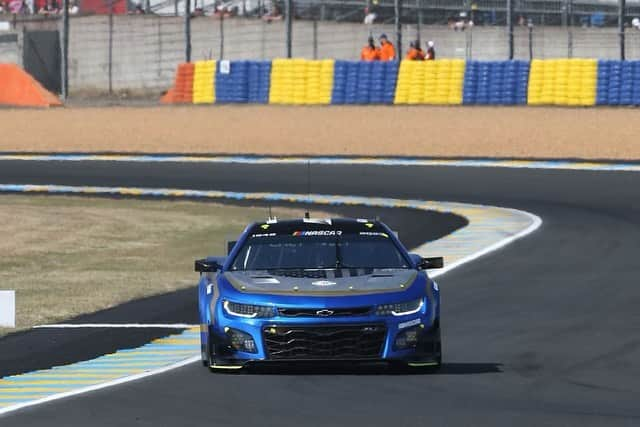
<box><xmin>378</xmin><ymin>33</ymin><xmax>395</xmax><ymax>61</ymax></box>
<box><xmin>405</xmin><ymin>40</ymin><xmax>425</xmax><ymax>60</ymax></box>
<box><xmin>360</xmin><ymin>36</ymin><xmax>380</xmax><ymax>61</ymax></box>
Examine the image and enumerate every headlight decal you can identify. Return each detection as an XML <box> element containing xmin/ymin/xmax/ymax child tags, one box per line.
<box><xmin>223</xmin><ymin>300</ymin><xmax>274</xmax><ymax>318</ymax></box>
<box><xmin>375</xmin><ymin>298</ymin><xmax>424</xmax><ymax>317</ymax></box>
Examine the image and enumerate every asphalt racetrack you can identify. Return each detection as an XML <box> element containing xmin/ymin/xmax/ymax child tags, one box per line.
<box><xmin>1</xmin><ymin>160</ymin><xmax>639</xmax><ymax>426</ymax></box>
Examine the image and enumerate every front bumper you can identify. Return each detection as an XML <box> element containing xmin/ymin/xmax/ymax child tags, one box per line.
<box><xmin>203</xmin><ymin>315</ymin><xmax>440</xmax><ymax>368</ymax></box>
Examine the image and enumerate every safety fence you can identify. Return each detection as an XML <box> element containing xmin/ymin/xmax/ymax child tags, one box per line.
<box><xmin>163</xmin><ymin>58</ymin><xmax>640</xmax><ymax>107</ymax></box>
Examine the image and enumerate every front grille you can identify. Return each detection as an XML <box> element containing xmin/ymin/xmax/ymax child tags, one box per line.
<box><xmin>263</xmin><ymin>324</ymin><xmax>386</xmax><ymax>360</ymax></box>
<box><xmin>277</xmin><ymin>307</ymin><xmax>372</xmax><ymax>317</ymax></box>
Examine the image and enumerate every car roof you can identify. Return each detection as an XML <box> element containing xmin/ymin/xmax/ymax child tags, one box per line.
<box><xmin>247</xmin><ymin>218</ymin><xmax>386</xmax><ymax>234</ymax></box>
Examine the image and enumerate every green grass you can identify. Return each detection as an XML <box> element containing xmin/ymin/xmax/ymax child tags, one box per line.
<box><xmin>0</xmin><ymin>195</ymin><xmax>308</xmax><ymax>334</ymax></box>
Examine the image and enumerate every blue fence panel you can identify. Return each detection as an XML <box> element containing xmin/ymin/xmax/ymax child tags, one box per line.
<box><xmin>382</xmin><ymin>61</ymin><xmax>399</xmax><ymax>104</ymax></box>
<box><xmin>331</xmin><ymin>60</ymin><xmax>348</xmax><ymax>105</ymax></box>
<box><xmin>633</xmin><ymin>61</ymin><xmax>640</xmax><ymax>106</ymax></box>
<box><xmin>621</xmin><ymin>61</ymin><xmax>635</xmax><ymax>105</ymax></box>
<box><xmin>356</xmin><ymin>61</ymin><xmax>372</xmax><ymax>104</ymax></box>
<box><xmin>463</xmin><ymin>60</ymin><xmax>529</xmax><ymax>105</ymax></box>
<box><xmin>596</xmin><ymin>60</ymin><xmax>610</xmax><ymax>105</ymax></box>
<box><xmin>463</xmin><ymin>61</ymin><xmax>479</xmax><ymax>104</ymax></box>
<box><xmin>476</xmin><ymin>62</ymin><xmax>491</xmax><ymax>104</ymax></box>
<box><xmin>344</xmin><ymin>61</ymin><xmax>359</xmax><ymax>104</ymax></box>
<box><xmin>488</xmin><ymin>61</ymin><xmax>505</xmax><ymax>105</ymax></box>
<box><xmin>331</xmin><ymin>61</ymin><xmax>398</xmax><ymax>105</ymax></box>
<box><xmin>247</xmin><ymin>61</ymin><xmax>271</xmax><ymax>104</ymax></box>
<box><xmin>215</xmin><ymin>60</ymin><xmax>250</xmax><ymax>103</ymax></box>
<box><xmin>608</xmin><ymin>61</ymin><xmax>622</xmax><ymax>105</ymax></box>
<box><xmin>369</xmin><ymin>61</ymin><xmax>385</xmax><ymax>104</ymax></box>
<box><xmin>515</xmin><ymin>60</ymin><xmax>530</xmax><ymax>105</ymax></box>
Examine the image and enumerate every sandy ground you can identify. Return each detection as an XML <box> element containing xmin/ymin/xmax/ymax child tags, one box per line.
<box><xmin>0</xmin><ymin>105</ymin><xmax>638</xmax><ymax>160</ymax></box>
<box><xmin>0</xmin><ymin>195</ymin><xmax>308</xmax><ymax>333</ymax></box>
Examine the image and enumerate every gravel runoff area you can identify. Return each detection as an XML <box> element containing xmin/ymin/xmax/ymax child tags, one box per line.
<box><xmin>0</xmin><ymin>195</ymin><xmax>306</xmax><ymax>334</ymax></box>
<box><xmin>0</xmin><ymin>105</ymin><xmax>638</xmax><ymax>160</ymax></box>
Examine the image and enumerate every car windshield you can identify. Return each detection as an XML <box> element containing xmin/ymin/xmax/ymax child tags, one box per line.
<box><xmin>230</xmin><ymin>232</ymin><xmax>409</xmax><ymax>271</ymax></box>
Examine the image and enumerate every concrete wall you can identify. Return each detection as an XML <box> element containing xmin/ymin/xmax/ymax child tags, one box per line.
<box><xmin>0</xmin><ymin>33</ymin><xmax>20</xmax><ymax>65</ymax></box>
<box><xmin>4</xmin><ymin>15</ymin><xmax>640</xmax><ymax>95</ymax></box>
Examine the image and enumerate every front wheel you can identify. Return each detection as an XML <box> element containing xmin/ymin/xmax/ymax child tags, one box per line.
<box><xmin>404</xmin><ymin>321</ymin><xmax>442</xmax><ymax>372</ymax></box>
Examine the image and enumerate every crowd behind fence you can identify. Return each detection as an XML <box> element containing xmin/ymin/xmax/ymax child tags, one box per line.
<box><xmin>2</xmin><ymin>0</ymin><xmax>640</xmax><ymax>96</ymax></box>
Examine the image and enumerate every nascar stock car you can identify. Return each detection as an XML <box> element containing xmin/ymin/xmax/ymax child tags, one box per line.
<box><xmin>195</xmin><ymin>217</ymin><xmax>443</xmax><ymax>370</ymax></box>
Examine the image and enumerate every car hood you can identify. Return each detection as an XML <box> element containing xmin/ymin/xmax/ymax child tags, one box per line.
<box><xmin>223</xmin><ymin>269</ymin><xmax>418</xmax><ymax>296</ymax></box>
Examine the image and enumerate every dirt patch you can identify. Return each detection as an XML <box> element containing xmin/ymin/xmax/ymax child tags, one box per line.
<box><xmin>0</xmin><ymin>195</ymin><xmax>311</xmax><ymax>333</ymax></box>
<box><xmin>1</xmin><ymin>105</ymin><xmax>638</xmax><ymax>160</ymax></box>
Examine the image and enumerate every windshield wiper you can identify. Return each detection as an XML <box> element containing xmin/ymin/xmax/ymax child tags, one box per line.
<box><xmin>335</xmin><ymin>237</ymin><xmax>342</xmax><ymax>268</ymax></box>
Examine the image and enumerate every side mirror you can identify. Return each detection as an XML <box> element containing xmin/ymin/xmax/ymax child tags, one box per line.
<box><xmin>195</xmin><ymin>259</ymin><xmax>222</xmax><ymax>273</ymax></box>
<box><xmin>418</xmin><ymin>256</ymin><xmax>444</xmax><ymax>270</ymax></box>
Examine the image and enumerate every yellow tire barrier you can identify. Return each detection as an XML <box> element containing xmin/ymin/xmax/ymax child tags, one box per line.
<box><xmin>269</xmin><ymin>58</ymin><xmax>334</xmax><ymax>105</ymax></box>
<box><xmin>192</xmin><ymin>60</ymin><xmax>216</xmax><ymax>104</ymax></box>
<box><xmin>394</xmin><ymin>59</ymin><xmax>465</xmax><ymax>105</ymax></box>
<box><xmin>528</xmin><ymin>59</ymin><xmax>596</xmax><ymax>106</ymax></box>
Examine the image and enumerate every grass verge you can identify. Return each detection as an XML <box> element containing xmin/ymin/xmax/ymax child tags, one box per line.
<box><xmin>0</xmin><ymin>195</ymin><xmax>308</xmax><ymax>335</ymax></box>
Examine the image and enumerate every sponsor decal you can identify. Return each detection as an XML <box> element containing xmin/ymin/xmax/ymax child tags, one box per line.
<box><xmin>292</xmin><ymin>230</ymin><xmax>343</xmax><ymax>237</ymax></box>
<box><xmin>433</xmin><ymin>281</ymin><xmax>439</xmax><ymax>292</ymax></box>
<box><xmin>398</xmin><ymin>318</ymin><xmax>421</xmax><ymax>330</ymax></box>
<box><xmin>311</xmin><ymin>280</ymin><xmax>337</xmax><ymax>287</ymax></box>
<box><xmin>260</xmin><ymin>224</ymin><xmax>270</xmax><ymax>230</ymax></box>
<box><xmin>359</xmin><ymin>232</ymin><xmax>389</xmax><ymax>238</ymax></box>
<box><xmin>365</xmin><ymin>223</ymin><xmax>374</xmax><ymax>229</ymax></box>
<box><xmin>251</xmin><ymin>233</ymin><xmax>276</xmax><ymax>238</ymax></box>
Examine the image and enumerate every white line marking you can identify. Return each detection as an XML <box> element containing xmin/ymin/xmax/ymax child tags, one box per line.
<box><xmin>32</xmin><ymin>324</ymin><xmax>199</xmax><ymax>329</ymax></box>
<box><xmin>0</xmin><ymin>154</ymin><xmax>639</xmax><ymax>172</ymax></box>
<box><xmin>0</xmin><ymin>356</ymin><xmax>199</xmax><ymax>416</ymax></box>
<box><xmin>430</xmin><ymin>208</ymin><xmax>542</xmax><ymax>278</ymax></box>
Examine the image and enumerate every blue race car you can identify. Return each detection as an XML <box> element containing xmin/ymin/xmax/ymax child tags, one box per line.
<box><xmin>195</xmin><ymin>217</ymin><xmax>443</xmax><ymax>371</ymax></box>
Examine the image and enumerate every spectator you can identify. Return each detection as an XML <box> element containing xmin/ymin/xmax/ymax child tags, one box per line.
<box><xmin>68</xmin><ymin>0</ymin><xmax>78</xmax><ymax>14</ymax></box>
<box><xmin>360</xmin><ymin>36</ymin><xmax>379</xmax><ymax>61</ymax></box>
<box><xmin>378</xmin><ymin>33</ymin><xmax>395</xmax><ymax>61</ymax></box>
<box><xmin>38</xmin><ymin>0</ymin><xmax>58</xmax><ymax>15</ymax></box>
<box><xmin>405</xmin><ymin>40</ymin><xmax>425</xmax><ymax>60</ymax></box>
<box><xmin>363</xmin><ymin>6</ymin><xmax>376</xmax><ymax>25</ymax></box>
<box><xmin>632</xmin><ymin>17</ymin><xmax>640</xmax><ymax>30</ymax></box>
<box><xmin>8</xmin><ymin>0</ymin><xmax>21</xmax><ymax>14</ymax></box>
<box><xmin>425</xmin><ymin>40</ymin><xmax>436</xmax><ymax>60</ymax></box>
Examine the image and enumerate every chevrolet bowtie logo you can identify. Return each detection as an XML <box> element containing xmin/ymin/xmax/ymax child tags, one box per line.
<box><xmin>315</xmin><ymin>309</ymin><xmax>334</xmax><ymax>317</ymax></box>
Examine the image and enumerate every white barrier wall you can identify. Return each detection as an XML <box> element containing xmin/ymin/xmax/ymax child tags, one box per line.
<box><xmin>0</xmin><ymin>290</ymin><xmax>15</xmax><ymax>328</ymax></box>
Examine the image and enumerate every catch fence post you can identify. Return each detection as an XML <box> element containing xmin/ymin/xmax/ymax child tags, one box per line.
<box><xmin>108</xmin><ymin>0</ymin><xmax>113</xmax><ymax>95</ymax></box>
<box><xmin>528</xmin><ymin>20</ymin><xmax>533</xmax><ymax>60</ymax></box>
<box><xmin>619</xmin><ymin>0</ymin><xmax>626</xmax><ymax>60</ymax></box>
<box><xmin>61</xmin><ymin>0</ymin><xmax>69</xmax><ymax>99</ymax></box>
<box><xmin>394</xmin><ymin>0</ymin><xmax>402</xmax><ymax>60</ymax></box>
<box><xmin>220</xmin><ymin>13</ymin><xmax>224</xmax><ymax>59</ymax></box>
<box><xmin>566</xmin><ymin>0</ymin><xmax>573</xmax><ymax>58</ymax></box>
<box><xmin>507</xmin><ymin>0</ymin><xmax>514</xmax><ymax>59</ymax></box>
<box><xmin>285</xmin><ymin>0</ymin><xmax>292</xmax><ymax>58</ymax></box>
<box><xmin>313</xmin><ymin>18</ymin><xmax>318</xmax><ymax>59</ymax></box>
<box><xmin>185</xmin><ymin>0</ymin><xmax>192</xmax><ymax>62</ymax></box>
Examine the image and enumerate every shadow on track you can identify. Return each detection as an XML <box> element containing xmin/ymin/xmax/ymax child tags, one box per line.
<box><xmin>234</xmin><ymin>362</ymin><xmax>503</xmax><ymax>376</ymax></box>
